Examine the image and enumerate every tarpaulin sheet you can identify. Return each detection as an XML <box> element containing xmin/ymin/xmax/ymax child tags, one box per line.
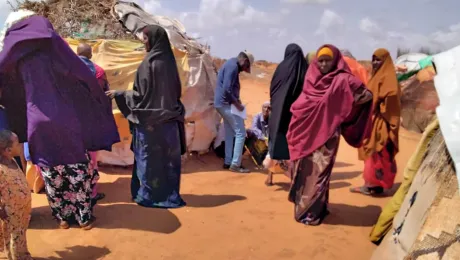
<box><xmin>432</xmin><ymin>45</ymin><xmax>460</xmax><ymax>191</ymax></box>
<box><xmin>65</xmin><ymin>37</ymin><xmax>219</xmax><ymax>165</ymax></box>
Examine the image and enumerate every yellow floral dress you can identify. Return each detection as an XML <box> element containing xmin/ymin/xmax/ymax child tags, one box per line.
<box><xmin>0</xmin><ymin>161</ymin><xmax>32</xmax><ymax>260</ymax></box>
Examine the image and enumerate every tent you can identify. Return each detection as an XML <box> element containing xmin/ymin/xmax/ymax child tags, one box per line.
<box><xmin>64</xmin><ymin>1</ymin><xmax>220</xmax><ymax>166</ymax></box>
<box><xmin>371</xmin><ymin>127</ymin><xmax>460</xmax><ymax>259</ymax></box>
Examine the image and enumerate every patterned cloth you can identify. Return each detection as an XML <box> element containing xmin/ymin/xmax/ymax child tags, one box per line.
<box><xmin>289</xmin><ymin>130</ymin><xmax>340</xmax><ymax>225</ymax></box>
<box><xmin>288</xmin><ymin>84</ymin><xmax>372</xmax><ymax>226</ymax></box>
<box><xmin>87</xmin><ymin>152</ymin><xmax>100</xmax><ymax>199</ymax></box>
<box><xmin>0</xmin><ymin>161</ymin><xmax>32</xmax><ymax>260</ymax></box>
<box><xmin>40</xmin><ymin>158</ymin><xmax>97</xmax><ymax>225</ymax></box>
<box><xmin>131</xmin><ymin>122</ymin><xmax>185</xmax><ymax>208</ymax></box>
<box><xmin>363</xmin><ymin>142</ymin><xmax>397</xmax><ymax>189</ymax></box>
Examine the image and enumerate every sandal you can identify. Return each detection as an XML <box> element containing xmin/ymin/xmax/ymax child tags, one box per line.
<box><xmin>349</xmin><ymin>186</ymin><xmax>371</xmax><ymax>195</ymax></box>
<box><xmin>59</xmin><ymin>221</ymin><xmax>70</xmax><ymax>230</ymax></box>
<box><xmin>369</xmin><ymin>186</ymin><xmax>384</xmax><ymax>195</ymax></box>
<box><xmin>80</xmin><ymin>217</ymin><xmax>96</xmax><ymax>231</ymax></box>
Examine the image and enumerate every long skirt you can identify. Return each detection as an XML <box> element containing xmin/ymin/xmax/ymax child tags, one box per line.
<box><xmin>40</xmin><ymin>161</ymin><xmax>96</xmax><ymax>225</ymax></box>
<box><xmin>363</xmin><ymin>142</ymin><xmax>397</xmax><ymax>189</ymax></box>
<box><xmin>289</xmin><ymin>130</ymin><xmax>340</xmax><ymax>226</ymax></box>
<box><xmin>87</xmin><ymin>151</ymin><xmax>100</xmax><ymax>199</ymax></box>
<box><xmin>130</xmin><ymin>122</ymin><xmax>185</xmax><ymax>209</ymax></box>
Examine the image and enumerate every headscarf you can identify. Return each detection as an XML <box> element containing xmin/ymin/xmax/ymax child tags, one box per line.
<box><xmin>287</xmin><ymin>44</ymin><xmax>372</xmax><ymax>161</ymax></box>
<box><xmin>114</xmin><ymin>25</ymin><xmax>186</xmax><ymax>154</ymax></box>
<box><xmin>343</xmin><ymin>56</ymin><xmax>369</xmax><ymax>85</ymax></box>
<box><xmin>359</xmin><ymin>48</ymin><xmax>400</xmax><ymax>160</ymax></box>
<box><xmin>268</xmin><ymin>43</ymin><xmax>307</xmax><ymax>160</ymax></box>
<box><xmin>306</xmin><ymin>51</ymin><xmax>316</xmax><ymax>65</ymax></box>
<box><xmin>0</xmin><ymin>16</ymin><xmax>119</xmax><ymax>167</ymax></box>
<box><xmin>115</xmin><ymin>25</ymin><xmax>185</xmax><ymax>126</ymax></box>
<box><xmin>317</xmin><ymin>47</ymin><xmax>333</xmax><ymax>58</ymax></box>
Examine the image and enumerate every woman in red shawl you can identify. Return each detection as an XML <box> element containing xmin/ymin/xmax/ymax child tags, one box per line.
<box><xmin>287</xmin><ymin>44</ymin><xmax>373</xmax><ymax>225</ymax></box>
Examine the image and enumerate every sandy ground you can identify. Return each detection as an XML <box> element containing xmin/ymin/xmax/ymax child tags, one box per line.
<box><xmin>26</xmin><ymin>78</ymin><xmax>421</xmax><ymax>260</ymax></box>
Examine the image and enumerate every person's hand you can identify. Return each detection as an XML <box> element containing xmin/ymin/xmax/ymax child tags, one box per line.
<box><xmin>105</xmin><ymin>90</ymin><xmax>117</xmax><ymax>99</ymax></box>
<box><xmin>236</xmin><ymin>102</ymin><xmax>245</xmax><ymax>112</ymax></box>
<box><xmin>0</xmin><ymin>206</ymin><xmax>7</xmax><ymax>221</ymax></box>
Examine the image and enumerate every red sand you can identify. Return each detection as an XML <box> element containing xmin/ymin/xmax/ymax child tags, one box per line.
<box><xmin>26</xmin><ymin>79</ymin><xmax>421</xmax><ymax>260</ymax></box>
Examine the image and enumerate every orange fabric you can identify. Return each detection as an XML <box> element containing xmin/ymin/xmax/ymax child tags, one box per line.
<box><xmin>343</xmin><ymin>56</ymin><xmax>370</xmax><ymax>85</ymax></box>
<box><xmin>113</xmin><ymin>109</ymin><xmax>131</xmax><ymax>143</ymax></box>
<box><xmin>25</xmin><ymin>161</ymin><xmax>44</xmax><ymax>194</ymax></box>
<box><xmin>317</xmin><ymin>47</ymin><xmax>333</xmax><ymax>58</ymax></box>
<box><xmin>416</xmin><ymin>66</ymin><xmax>436</xmax><ymax>82</ymax></box>
<box><xmin>359</xmin><ymin>48</ymin><xmax>401</xmax><ymax>160</ymax></box>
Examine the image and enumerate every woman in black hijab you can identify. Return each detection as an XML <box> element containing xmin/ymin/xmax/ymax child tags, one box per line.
<box><xmin>106</xmin><ymin>25</ymin><xmax>187</xmax><ymax>208</ymax></box>
<box><xmin>266</xmin><ymin>43</ymin><xmax>307</xmax><ymax>184</ymax></box>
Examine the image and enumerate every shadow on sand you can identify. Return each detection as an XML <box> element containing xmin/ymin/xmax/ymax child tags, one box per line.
<box><xmin>323</xmin><ymin>203</ymin><xmax>382</xmax><ymax>227</ymax></box>
<box><xmin>34</xmin><ymin>246</ymin><xmax>110</xmax><ymax>260</ymax></box>
<box><xmin>98</xmin><ymin>165</ymin><xmax>132</xmax><ymax>176</ymax></box>
<box><xmin>30</xmin><ymin>178</ymin><xmax>246</xmax><ymax>233</ymax></box>
<box><xmin>333</xmin><ymin>161</ymin><xmax>354</xmax><ymax>168</ymax></box>
<box><xmin>29</xmin><ymin>203</ymin><xmax>182</xmax><ymax>234</ymax></box>
<box><xmin>273</xmin><ymin>181</ymin><xmax>352</xmax><ymax>192</ymax></box>
<box><xmin>331</xmin><ymin>171</ymin><xmax>362</xmax><ymax>181</ymax></box>
<box><xmin>96</xmin><ymin>177</ymin><xmax>246</xmax><ymax>206</ymax></box>
<box><xmin>181</xmin><ymin>153</ymin><xmax>258</xmax><ymax>174</ymax></box>
<box><xmin>182</xmin><ymin>194</ymin><xmax>246</xmax><ymax>208</ymax></box>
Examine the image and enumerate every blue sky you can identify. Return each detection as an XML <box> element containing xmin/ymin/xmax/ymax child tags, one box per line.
<box><xmin>1</xmin><ymin>0</ymin><xmax>460</xmax><ymax>62</ymax></box>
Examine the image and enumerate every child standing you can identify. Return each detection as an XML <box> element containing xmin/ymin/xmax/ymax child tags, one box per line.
<box><xmin>0</xmin><ymin>130</ymin><xmax>32</xmax><ymax>260</ymax></box>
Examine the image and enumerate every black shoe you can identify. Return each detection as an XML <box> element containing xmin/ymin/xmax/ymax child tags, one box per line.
<box><xmin>229</xmin><ymin>165</ymin><xmax>250</xmax><ymax>173</ymax></box>
<box><xmin>223</xmin><ymin>164</ymin><xmax>230</xmax><ymax>169</ymax></box>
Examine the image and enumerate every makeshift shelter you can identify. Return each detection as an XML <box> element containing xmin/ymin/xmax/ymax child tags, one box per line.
<box><xmin>371</xmin><ymin>127</ymin><xmax>460</xmax><ymax>259</ymax></box>
<box><xmin>398</xmin><ymin>52</ymin><xmax>437</xmax><ymax>133</ymax></box>
<box><xmin>21</xmin><ymin>1</ymin><xmax>220</xmax><ymax>166</ymax></box>
<box><xmin>395</xmin><ymin>53</ymin><xmax>429</xmax><ymax>74</ymax></box>
<box><xmin>371</xmin><ymin>45</ymin><xmax>460</xmax><ymax>260</ymax></box>
<box><xmin>400</xmin><ymin>75</ymin><xmax>438</xmax><ymax>133</ymax></box>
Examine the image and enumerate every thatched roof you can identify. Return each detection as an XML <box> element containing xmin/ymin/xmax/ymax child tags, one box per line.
<box><xmin>11</xmin><ymin>0</ymin><xmax>133</xmax><ymax>39</ymax></box>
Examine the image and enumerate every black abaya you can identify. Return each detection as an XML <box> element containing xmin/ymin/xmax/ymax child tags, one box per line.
<box><xmin>268</xmin><ymin>44</ymin><xmax>307</xmax><ymax>160</ymax></box>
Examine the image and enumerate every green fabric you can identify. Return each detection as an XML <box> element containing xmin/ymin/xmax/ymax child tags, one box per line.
<box><xmin>397</xmin><ymin>70</ymin><xmax>418</xmax><ymax>82</ymax></box>
<box><xmin>369</xmin><ymin>118</ymin><xmax>440</xmax><ymax>243</ymax></box>
<box><xmin>418</xmin><ymin>56</ymin><xmax>433</xmax><ymax>70</ymax></box>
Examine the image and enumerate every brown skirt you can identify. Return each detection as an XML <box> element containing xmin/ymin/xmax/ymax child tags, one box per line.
<box><xmin>289</xmin><ymin>130</ymin><xmax>340</xmax><ymax>225</ymax></box>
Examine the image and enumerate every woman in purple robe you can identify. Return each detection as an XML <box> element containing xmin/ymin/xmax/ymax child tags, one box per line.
<box><xmin>0</xmin><ymin>16</ymin><xmax>119</xmax><ymax>230</ymax></box>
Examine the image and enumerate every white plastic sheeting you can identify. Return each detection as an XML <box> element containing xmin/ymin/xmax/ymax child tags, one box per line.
<box><xmin>395</xmin><ymin>53</ymin><xmax>428</xmax><ymax>73</ymax></box>
<box><xmin>0</xmin><ymin>9</ymin><xmax>36</xmax><ymax>52</ymax></box>
<box><xmin>432</xmin><ymin>45</ymin><xmax>460</xmax><ymax>191</ymax></box>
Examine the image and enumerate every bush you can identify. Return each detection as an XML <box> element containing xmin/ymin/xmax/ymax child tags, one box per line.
<box><xmin>7</xmin><ymin>0</ymin><xmax>131</xmax><ymax>40</ymax></box>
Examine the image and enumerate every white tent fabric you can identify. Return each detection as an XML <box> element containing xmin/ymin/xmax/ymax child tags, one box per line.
<box><xmin>0</xmin><ymin>9</ymin><xmax>36</xmax><ymax>52</ymax></box>
<box><xmin>395</xmin><ymin>53</ymin><xmax>428</xmax><ymax>73</ymax></box>
<box><xmin>432</xmin><ymin>45</ymin><xmax>460</xmax><ymax>192</ymax></box>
